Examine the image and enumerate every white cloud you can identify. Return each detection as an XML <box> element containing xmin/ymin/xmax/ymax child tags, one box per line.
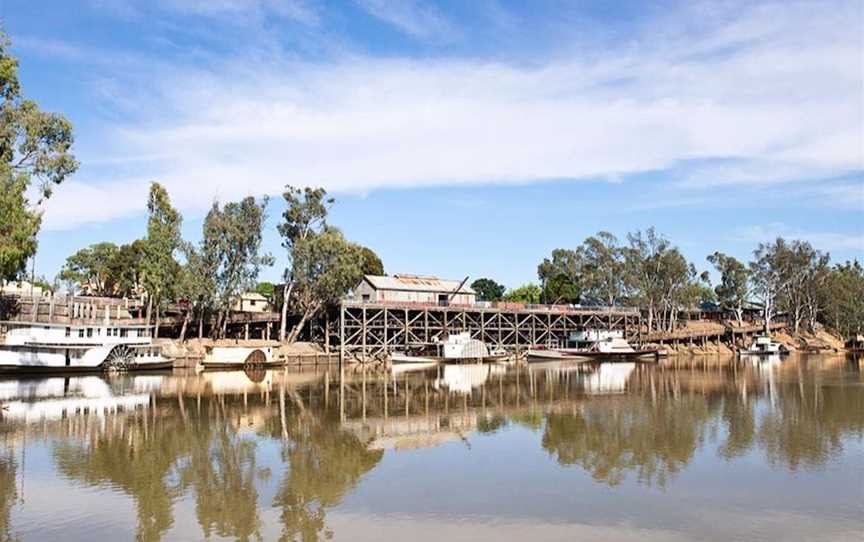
<box><xmin>354</xmin><ymin>0</ymin><xmax>456</xmax><ymax>40</ymax></box>
<box><xmin>42</xmin><ymin>0</ymin><xmax>864</xmax><ymax>229</ymax></box>
<box><xmin>733</xmin><ymin>223</ymin><xmax>864</xmax><ymax>253</ymax></box>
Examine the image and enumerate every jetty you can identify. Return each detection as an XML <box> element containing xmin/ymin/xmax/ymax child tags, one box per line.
<box><xmin>337</xmin><ymin>300</ymin><xmax>641</xmax><ymax>362</ymax></box>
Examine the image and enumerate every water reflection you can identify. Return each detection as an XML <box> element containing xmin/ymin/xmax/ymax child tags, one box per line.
<box><xmin>0</xmin><ymin>355</ymin><xmax>861</xmax><ymax>541</ymax></box>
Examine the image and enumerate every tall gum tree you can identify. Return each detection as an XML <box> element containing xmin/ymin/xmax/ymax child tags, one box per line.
<box><xmin>0</xmin><ymin>31</ymin><xmax>78</xmax><ymax>281</ymax></box>
<box><xmin>277</xmin><ymin>186</ymin><xmax>333</xmax><ymax>342</ymax></box>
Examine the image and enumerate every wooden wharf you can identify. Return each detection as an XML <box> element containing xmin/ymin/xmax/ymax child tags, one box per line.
<box><xmin>337</xmin><ymin>301</ymin><xmax>641</xmax><ymax>362</ymax></box>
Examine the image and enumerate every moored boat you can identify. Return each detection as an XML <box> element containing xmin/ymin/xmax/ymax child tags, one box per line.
<box><xmin>200</xmin><ymin>344</ymin><xmax>282</xmax><ymax>370</ymax></box>
<box><xmin>739</xmin><ymin>335</ymin><xmax>789</xmax><ymax>357</ymax></box>
<box><xmin>0</xmin><ymin>321</ymin><xmax>171</xmax><ymax>373</ymax></box>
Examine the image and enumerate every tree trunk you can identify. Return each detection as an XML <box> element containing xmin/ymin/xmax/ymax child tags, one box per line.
<box><xmin>647</xmin><ymin>305</ymin><xmax>654</xmax><ymax>334</ymax></box>
<box><xmin>279</xmin><ymin>283</ymin><xmax>293</xmax><ymax>343</ymax></box>
<box><xmin>155</xmin><ymin>307</ymin><xmax>160</xmax><ymax>339</ymax></box>
<box><xmin>197</xmin><ymin>311</ymin><xmax>204</xmax><ymax>340</ymax></box>
<box><xmin>179</xmin><ymin>311</ymin><xmax>190</xmax><ymax>343</ymax></box>
<box><xmin>286</xmin><ymin>306</ymin><xmax>317</xmax><ymax>344</ymax></box>
<box><xmin>146</xmin><ymin>294</ymin><xmax>153</xmax><ymax>330</ymax></box>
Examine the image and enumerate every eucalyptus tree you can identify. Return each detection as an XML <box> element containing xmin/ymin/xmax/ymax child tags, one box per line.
<box><xmin>0</xmin><ymin>31</ymin><xmax>78</xmax><ymax>281</ymax></box>
<box><xmin>285</xmin><ymin>227</ymin><xmax>364</xmax><ymax>343</ymax></box>
<box><xmin>821</xmin><ymin>261</ymin><xmax>864</xmax><ymax>337</ymax></box>
<box><xmin>707</xmin><ymin>252</ymin><xmax>751</xmax><ymax>326</ymax></box>
<box><xmin>503</xmin><ymin>283</ymin><xmax>542</xmax><ymax>304</ymax></box>
<box><xmin>471</xmin><ymin>278</ymin><xmax>506</xmax><ymax>302</ymax></box>
<box><xmin>207</xmin><ymin>197</ymin><xmax>273</xmax><ymax>339</ymax></box>
<box><xmin>623</xmin><ymin>228</ymin><xmax>669</xmax><ymax>333</ymax></box>
<box><xmin>749</xmin><ymin>238</ymin><xmax>789</xmax><ymax>334</ymax></box>
<box><xmin>358</xmin><ymin>246</ymin><xmax>384</xmax><ymax>276</ymax></box>
<box><xmin>59</xmin><ymin>242</ymin><xmax>120</xmax><ymax>296</ymax></box>
<box><xmin>141</xmin><ymin>182</ymin><xmax>182</xmax><ymax>336</ymax></box>
<box><xmin>59</xmin><ymin>240</ymin><xmax>147</xmax><ymax>297</ymax></box>
<box><xmin>277</xmin><ymin>186</ymin><xmax>333</xmax><ymax>342</ymax></box>
<box><xmin>537</xmin><ymin>248</ymin><xmax>582</xmax><ymax>304</ymax></box>
<box><xmin>580</xmin><ymin>231</ymin><xmax>627</xmax><ymax>306</ymax></box>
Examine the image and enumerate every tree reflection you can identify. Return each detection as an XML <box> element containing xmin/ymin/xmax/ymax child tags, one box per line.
<box><xmin>52</xmin><ymin>413</ymin><xmax>189</xmax><ymax>542</ymax></box>
<box><xmin>0</xmin><ymin>452</ymin><xmax>18</xmax><ymax>542</ymax></box>
<box><xmin>541</xmin><ymin>397</ymin><xmax>717</xmax><ymax>488</ymax></box>
<box><xmin>717</xmin><ymin>397</ymin><xmax>757</xmax><ymax>460</ymax></box>
<box><xmin>179</xmin><ymin>423</ymin><xmax>262</xmax><ymax>542</ymax></box>
<box><xmin>270</xmin><ymin>399</ymin><xmax>382</xmax><ymax>542</ymax></box>
<box><xmin>756</xmin><ymin>382</ymin><xmax>864</xmax><ymax>470</ymax></box>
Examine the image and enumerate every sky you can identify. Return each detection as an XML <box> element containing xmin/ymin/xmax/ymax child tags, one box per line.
<box><xmin>2</xmin><ymin>0</ymin><xmax>862</xmax><ymax>288</ymax></box>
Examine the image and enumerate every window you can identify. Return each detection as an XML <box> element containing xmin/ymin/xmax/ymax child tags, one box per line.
<box><xmin>362</xmin><ymin>294</ymin><xmax>370</xmax><ymax>302</ymax></box>
<box><xmin>120</xmin><ymin>329</ymin><xmax>128</xmax><ymax>338</ymax></box>
<box><xmin>79</xmin><ymin>329</ymin><xmax>85</xmax><ymax>338</ymax></box>
<box><xmin>86</xmin><ymin>328</ymin><xmax>93</xmax><ymax>338</ymax></box>
<box><xmin>250</xmin><ymin>300</ymin><xmax>256</xmax><ymax>306</ymax></box>
<box><xmin>65</xmin><ymin>327</ymin><xmax>71</xmax><ymax>338</ymax></box>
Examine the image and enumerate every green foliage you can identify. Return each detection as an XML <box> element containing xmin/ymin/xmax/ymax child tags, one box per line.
<box><xmin>278</xmin><ymin>186</ymin><xmax>332</xmax><ymax>252</ymax></box>
<box><xmin>289</xmin><ymin>227</ymin><xmax>365</xmax><ymax>340</ymax></box>
<box><xmin>141</xmin><ymin>182</ymin><xmax>182</xmax><ymax>316</ymax></box>
<box><xmin>750</xmin><ymin>238</ymin><xmax>830</xmax><ymax>333</ymax></box>
<box><xmin>201</xmin><ymin>197</ymin><xmax>273</xmax><ymax>337</ymax></box>
<box><xmin>59</xmin><ymin>240</ymin><xmax>147</xmax><ymax>297</ymax></box>
<box><xmin>470</xmin><ymin>278</ymin><xmax>506</xmax><ymax>302</ymax></box>
<box><xmin>255</xmin><ymin>281</ymin><xmax>276</xmax><ymax>299</ymax></box>
<box><xmin>580</xmin><ymin>231</ymin><xmax>627</xmax><ymax>306</ymax></box>
<box><xmin>537</xmin><ymin>248</ymin><xmax>581</xmax><ymax>303</ymax></box>
<box><xmin>821</xmin><ymin>261</ymin><xmax>864</xmax><ymax>336</ymax></box>
<box><xmin>358</xmin><ymin>246</ymin><xmax>384</xmax><ymax>276</ymax></box>
<box><xmin>59</xmin><ymin>242</ymin><xmax>119</xmax><ymax>296</ymax></box>
<box><xmin>0</xmin><ymin>174</ymin><xmax>40</xmax><ymax>280</ymax></box>
<box><xmin>623</xmin><ymin>228</ymin><xmax>706</xmax><ymax>332</ymax></box>
<box><xmin>503</xmin><ymin>283</ymin><xmax>542</xmax><ymax>304</ymax></box>
<box><xmin>707</xmin><ymin>252</ymin><xmax>751</xmax><ymax>324</ymax></box>
<box><xmin>0</xmin><ymin>31</ymin><xmax>78</xmax><ymax>281</ymax></box>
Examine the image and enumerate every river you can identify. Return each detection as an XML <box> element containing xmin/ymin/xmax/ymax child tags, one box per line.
<box><xmin>0</xmin><ymin>355</ymin><xmax>861</xmax><ymax>541</ymax></box>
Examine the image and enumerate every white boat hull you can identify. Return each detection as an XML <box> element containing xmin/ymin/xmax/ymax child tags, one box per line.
<box><xmin>0</xmin><ymin>345</ymin><xmax>170</xmax><ymax>372</ymax></box>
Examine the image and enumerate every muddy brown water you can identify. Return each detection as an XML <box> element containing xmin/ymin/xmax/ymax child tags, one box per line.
<box><xmin>0</xmin><ymin>354</ymin><xmax>861</xmax><ymax>541</ymax></box>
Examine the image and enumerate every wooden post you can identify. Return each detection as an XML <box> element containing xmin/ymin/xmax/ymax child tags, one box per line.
<box><xmin>339</xmin><ymin>304</ymin><xmax>345</xmax><ymax>368</ymax></box>
<box><xmin>324</xmin><ymin>311</ymin><xmax>330</xmax><ymax>353</ymax></box>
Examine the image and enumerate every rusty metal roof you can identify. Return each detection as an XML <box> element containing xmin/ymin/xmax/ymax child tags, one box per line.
<box><xmin>363</xmin><ymin>274</ymin><xmax>475</xmax><ymax>294</ymax></box>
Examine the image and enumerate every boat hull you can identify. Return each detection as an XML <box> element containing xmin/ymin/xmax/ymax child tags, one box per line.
<box><xmin>200</xmin><ymin>360</ymin><xmax>285</xmax><ymax>370</ymax></box>
<box><xmin>0</xmin><ymin>344</ymin><xmax>172</xmax><ymax>373</ymax></box>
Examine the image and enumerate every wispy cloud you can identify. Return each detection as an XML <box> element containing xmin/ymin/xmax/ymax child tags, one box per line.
<box><xmin>733</xmin><ymin>223</ymin><xmax>864</xmax><ymax>253</ymax></box>
<box><xmin>30</xmin><ymin>0</ymin><xmax>864</xmax><ymax>230</ymax></box>
<box><xmin>354</xmin><ymin>0</ymin><xmax>457</xmax><ymax>41</ymax></box>
<box><xmin>86</xmin><ymin>0</ymin><xmax>320</xmax><ymax>25</ymax></box>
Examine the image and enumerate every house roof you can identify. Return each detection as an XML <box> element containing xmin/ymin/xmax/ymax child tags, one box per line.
<box><xmin>362</xmin><ymin>274</ymin><xmax>475</xmax><ymax>294</ymax></box>
<box><xmin>240</xmin><ymin>292</ymin><xmax>268</xmax><ymax>301</ymax></box>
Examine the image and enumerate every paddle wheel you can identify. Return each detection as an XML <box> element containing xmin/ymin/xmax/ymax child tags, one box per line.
<box><xmin>103</xmin><ymin>345</ymin><xmax>136</xmax><ymax>371</ymax></box>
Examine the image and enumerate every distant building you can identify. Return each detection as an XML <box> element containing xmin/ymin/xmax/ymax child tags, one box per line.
<box><xmin>232</xmin><ymin>292</ymin><xmax>271</xmax><ymax>313</ymax></box>
<box><xmin>352</xmin><ymin>274</ymin><xmax>476</xmax><ymax>306</ymax></box>
<box><xmin>1</xmin><ymin>280</ymin><xmax>46</xmax><ymax>297</ymax></box>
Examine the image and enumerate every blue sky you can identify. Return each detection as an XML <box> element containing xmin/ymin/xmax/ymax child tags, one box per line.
<box><xmin>2</xmin><ymin>0</ymin><xmax>862</xmax><ymax>288</ymax></box>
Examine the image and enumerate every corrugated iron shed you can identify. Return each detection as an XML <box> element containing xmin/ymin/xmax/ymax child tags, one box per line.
<box><xmin>363</xmin><ymin>274</ymin><xmax>475</xmax><ymax>294</ymax></box>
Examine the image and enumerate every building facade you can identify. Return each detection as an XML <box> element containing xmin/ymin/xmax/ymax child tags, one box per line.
<box><xmin>232</xmin><ymin>292</ymin><xmax>271</xmax><ymax>313</ymax></box>
<box><xmin>352</xmin><ymin>274</ymin><xmax>476</xmax><ymax>306</ymax></box>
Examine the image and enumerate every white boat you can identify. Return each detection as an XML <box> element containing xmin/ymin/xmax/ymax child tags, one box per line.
<box><xmin>0</xmin><ymin>376</ymin><xmax>150</xmax><ymax>423</ymax></box>
<box><xmin>740</xmin><ymin>336</ymin><xmax>788</xmax><ymax>356</ymax></box>
<box><xmin>200</xmin><ymin>344</ymin><xmax>281</xmax><ymax>369</ymax></box>
<box><xmin>391</xmin><ymin>332</ymin><xmax>508</xmax><ymax>364</ymax></box>
<box><xmin>0</xmin><ymin>321</ymin><xmax>170</xmax><ymax>373</ymax></box>
<box><xmin>390</xmin><ymin>352</ymin><xmax>440</xmax><ymax>364</ymax></box>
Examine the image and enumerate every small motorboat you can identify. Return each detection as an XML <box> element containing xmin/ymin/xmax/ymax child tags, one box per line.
<box><xmin>390</xmin><ymin>352</ymin><xmax>440</xmax><ymax>364</ymax></box>
<box><xmin>739</xmin><ymin>336</ymin><xmax>789</xmax><ymax>357</ymax></box>
<box><xmin>527</xmin><ymin>348</ymin><xmax>590</xmax><ymax>362</ymax></box>
<box><xmin>391</xmin><ymin>333</ymin><xmax>510</xmax><ymax>364</ymax></box>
